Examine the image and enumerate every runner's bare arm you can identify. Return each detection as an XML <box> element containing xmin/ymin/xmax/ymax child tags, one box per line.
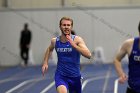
<box><xmin>42</xmin><ymin>38</ymin><xmax>56</xmax><ymax>76</ymax></box>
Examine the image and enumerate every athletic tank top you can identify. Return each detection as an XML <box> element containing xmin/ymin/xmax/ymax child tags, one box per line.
<box><xmin>55</xmin><ymin>35</ymin><xmax>81</xmax><ymax>77</ymax></box>
<box><xmin>128</xmin><ymin>37</ymin><xmax>140</xmax><ymax>92</ymax></box>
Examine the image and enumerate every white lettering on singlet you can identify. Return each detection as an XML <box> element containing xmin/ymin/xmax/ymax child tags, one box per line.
<box><xmin>134</xmin><ymin>56</ymin><xmax>140</xmax><ymax>62</ymax></box>
<box><xmin>57</xmin><ymin>48</ymin><xmax>72</xmax><ymax>52</ymax></box>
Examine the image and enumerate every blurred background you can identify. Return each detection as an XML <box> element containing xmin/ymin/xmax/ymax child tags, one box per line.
<box><xmin>0</xmin><ymin>0</ymin><xmax>140</xmax><ymax>92</ymax></box>
<box><xmin>0</xmin><ymin>0</ymin><xmax>140</xmax><ymax>66</ymax></box>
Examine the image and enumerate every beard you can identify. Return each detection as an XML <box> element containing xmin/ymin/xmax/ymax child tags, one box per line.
<box><xmin>61</xmin><ymin>29</ymin><xmax>70</xmax><ymax>36</ymax></box>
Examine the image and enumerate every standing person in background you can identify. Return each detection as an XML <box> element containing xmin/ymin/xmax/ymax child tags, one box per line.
<box><xmin>114</xmin><ymin>22</ymin><xmax>140</xmax><ymax>93</ymax></box>
<box><xmin>42</xmin><ymin>17</ymin><xmax>91</xmax><ymax>93</ymax></box>
<box><xmin>20</xmin><ymin>23</ymin><xmax>32</xmax><ymax>66</ymax></box>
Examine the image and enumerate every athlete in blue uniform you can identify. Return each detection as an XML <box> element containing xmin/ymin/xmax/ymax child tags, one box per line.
<box><xmin>42</xmin><ymin>17</ymin><xmax>91</xmax><ymax>93</ymax></box>
<box><xmin>114</xmin><ymin>22</ymin><xmax>140</xmax><ymax>93</ymax></box>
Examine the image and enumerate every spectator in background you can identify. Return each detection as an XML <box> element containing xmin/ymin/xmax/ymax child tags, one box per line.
<box><xmin>20</xmin><ymin>23</ymin><xmax>32</xmax><ymax>66</ymax></box>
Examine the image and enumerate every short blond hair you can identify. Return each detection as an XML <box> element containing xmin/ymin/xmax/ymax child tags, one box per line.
<box><xmin>59</xmin><ymin>17</ymin><xmax>73</xmax><ymax>26</ymax></box>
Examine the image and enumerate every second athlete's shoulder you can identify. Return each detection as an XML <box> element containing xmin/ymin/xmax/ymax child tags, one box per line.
<box><xmin>123</xmin><ymin>38</ymin><xmax>134</xmax><ymax>45</ymax></box>
<box><xmin>121</xmin><ymin>38</ymin><xmax>134</xmax><ymax>49</ymax></box>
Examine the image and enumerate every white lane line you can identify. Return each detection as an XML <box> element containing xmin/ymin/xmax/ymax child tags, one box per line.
<box><xmin>40</xmin><ymin>81</ymin><xmax>55</xmax><ymax>93</ymax></box>
<box><xmin>6</xmin><ymin>81</ymin><xmax>28</xmax><ymax>93</ymax></box>
<box><xmin>0</xmin><ymin>75</ymin><xmax>39</xmax><ymax>84</ymax></box>
<box><xmin>114</xmin><ymin>78</ymin><xmax>119</xmax><ymax>93</ymax></box>
<box><xmin>5</xmin><ymin>78</ymin><xmax>42</xmax><ymax>93</ymax></box>
<box><xmin>82</xmin><ymin>76</ymin><xmax>106</xmax><ymax>90</ymax></box>
<box><xmin>102</xmin><ymin>67</ymin><xmax>111</xmax><ymax>93</ymax></box>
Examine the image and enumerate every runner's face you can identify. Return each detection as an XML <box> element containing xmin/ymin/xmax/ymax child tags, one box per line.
<box><xmin>60</xmin><ymin>20</ymin><xmax>72</xmax><ymax>36</ymax></box>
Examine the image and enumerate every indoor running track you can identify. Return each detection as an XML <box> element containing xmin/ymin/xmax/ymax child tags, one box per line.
<box><xmin>0</xmin><ymin>63</ymin><xmax>128</xmax><ymax>93</ymax></box>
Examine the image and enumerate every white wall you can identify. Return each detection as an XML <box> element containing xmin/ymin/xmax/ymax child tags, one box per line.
<box><xmin>4</xmin><ymin>0</ymin><xmax>140</xmax><ymax>8</ymax></box>
<box><xmin>0</xmin><ymin>7</ymin><xmax>139</xmax><ymax>66</ymax></box>
<box><xmin>8</xmin><ymin>0</ymin><xmax>62</xmax><ymax>9</ymax></box>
